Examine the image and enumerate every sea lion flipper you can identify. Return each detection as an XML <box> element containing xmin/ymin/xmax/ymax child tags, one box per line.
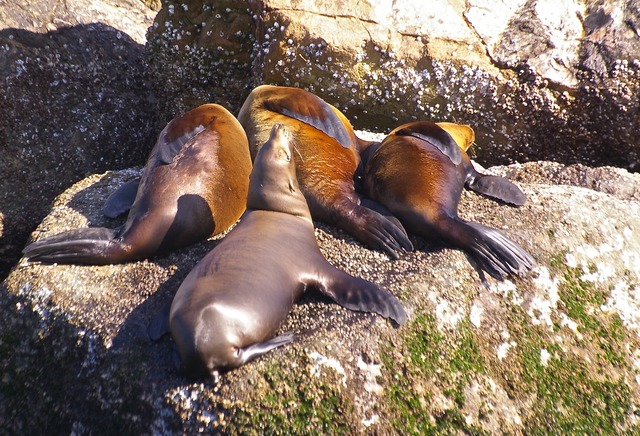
<box><xmin>157</xmin><ymin>123</ymin><xmax>208</xmax><ymax>165</ymax></box>
<box><xmin>345</xmin><ymin>204</ymin><xmax>413</xmax><ymax>259</ymax></box>
<box><xmin>464</xmin><ymin>221</ymin><xmax>536</xmax><ymax>280</ymax></box>
<box><xmin>237</xmin><ymin>332</ymin><xmax>296</xmax><ymax>365</ymax></box>
<box><xmin>395</xmin><ymin>123</ymin><xmax>462</xmax><ymax>165</ymax></box>
<box><xmin>466</xmin><ymin>172</ymin><xmax>526</xmax><ymax>206</ymax></box>
<box><xmin>360</xmin><ymin>198</ymin><xmax>405</xmax><ymax>233</ymax></box>
<box><xmin>264</xmin><ymin>94</ymin><xmax>353</xmax><ymax>148</ymax></box>
<box><xmin>22</xmin><ymin>227</ymin><xmax>123</xmax><ymax>264</ymax></box>
<box><xmin>148</xmin><ymin>302</ymin><xmax>172</xmax><ymax>340</ymax></box>
<box><xmin>311</xmin><ymin>271</ymin><xmax>407</xmax><ymax>325</ymax></box>
<box><xmin>102</xmin><ymin>178</ymin><xmax>140</xmax><ymax>218</ymax></box>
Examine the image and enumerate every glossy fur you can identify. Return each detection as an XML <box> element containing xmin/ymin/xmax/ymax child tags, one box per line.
<box><xmin>237</xmin><ymin>85</ymin><xmax>412</xmax><ymax>259</ymax></box>
<box><xmin>23</xmin><ymin>104</ymin><xmax>251</xmax><ymax>264</ymax></box>
<box><xmin>169</xmin><ymin>124</ymin><xmax>407</xmax><ymax>378</ymax></box>
<box><xmin>362</xmin><ymin>121</ymin><xmax>534</xmax><ymax>281</ymax></box>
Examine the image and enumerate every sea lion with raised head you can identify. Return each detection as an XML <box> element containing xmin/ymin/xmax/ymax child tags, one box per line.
<box><xmin>23</xmin><ymin>104</ymin><xmax>251</xmax><ymax>264</ymax></box>
<box><xmin>168</xmin><ymin>124</ymin><xmax>406</xmax><ymax>378</ymax></box>
<box><xmin>237</xmin><ymin>84</ymin><xmax>412</xmax><ymax>259</ymax></box>
<box><xmin>361</xmin><ymin>121</ymin><xmax>534</xmax><ymax>282</ymax></box>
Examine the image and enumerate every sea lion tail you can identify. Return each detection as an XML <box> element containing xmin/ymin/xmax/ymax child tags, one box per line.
<box><xmin>22</xmin><ymin>227</ymin><xmax>128</xmax><ymax>264</ymax></box>
<box><xmin>462</xmin><ymin>221</ymin><xmax>536</xmax><ymax>280</ymax></box>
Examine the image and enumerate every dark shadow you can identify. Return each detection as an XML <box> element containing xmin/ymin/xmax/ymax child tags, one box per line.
<box><xmin>0</xmin><ymin>23</ymin><xmax>160</xmax><ymax>281</ymax></box>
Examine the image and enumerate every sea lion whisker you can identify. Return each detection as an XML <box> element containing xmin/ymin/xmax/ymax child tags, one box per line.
<box><xmin>293</xmin><ymin>143</ymin><xmax>304</xmax><ymax>163</ymax></box>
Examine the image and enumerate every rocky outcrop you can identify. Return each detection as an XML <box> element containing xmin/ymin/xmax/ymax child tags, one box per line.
<box><xmin>2</xmin><ymin>0</ymin><xmax>640</xmax><ymax>432</ymax></box>
<box><xmin>2</xmin><ymin>160</ymin><xmax>639</xmax><ymax>433</ymax></box>
<box><xmin>0</xmin><ymin>0</ymin><xmax>157</xmax><ymax>279</ymax></box>
<box><xmin>147</xmin><ymin>0</ymin><xmax>640</xmax><ymax>170</ymax></box>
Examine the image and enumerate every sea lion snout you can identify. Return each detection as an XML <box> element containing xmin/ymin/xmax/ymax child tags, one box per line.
<box><xmin>266</xmin><ymin>123</ymin><xmax>293</xmax><ymax>161</ymax></box>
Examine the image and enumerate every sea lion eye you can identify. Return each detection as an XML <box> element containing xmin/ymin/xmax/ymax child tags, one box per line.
<box><xmin>278</xmin><ymin>148</ymin><xmax>290</xmax><ymax>162</ymax></box>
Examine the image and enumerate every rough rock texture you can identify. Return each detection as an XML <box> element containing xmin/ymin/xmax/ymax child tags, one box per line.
<box><xmin>0</xmin><ymin>0</ymin><xmax>158</xmax><ymax>280</ymax></box>
<box><xmin>2</xmin><ymin>160</ymin><xmax>640</xmax><ymax>433</ymax></box>
<box><xmin>146</xmin><ymin>0</ymin><xmax>640</xmax><ymax>171</ymax></box>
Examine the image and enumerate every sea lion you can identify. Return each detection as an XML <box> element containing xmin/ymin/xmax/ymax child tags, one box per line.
<box><xmin>23</xmin><ymin>104</ymin><xmax>251</xmax><ymax>264</ymax></box>
<box><xmin>361</xmin><ymin>121</ymin><xmax>535</xmax><ymax>282</ymax></box>
<box><xmin>237</xmin><ymin>84</ymin><xmax>412</xmax><ymax>259</ymax></box>
<box><xmin>169</xmin><ymin>124</ymin><xmax>406</xmax><ymax>378</ymax></box>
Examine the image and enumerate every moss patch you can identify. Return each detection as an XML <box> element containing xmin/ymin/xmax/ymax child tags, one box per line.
<box><xmin>381</xmin><ymin>314</ymin><xmax>486</xmax><ymax>434</ymax></box>
<box><xmin>501</xmin><ymin>256</ymin><xmax>635</xmax><ymax>433</ymax></box>
<box><xmin>229</xmin><ymin>358</ymin><xmax>357</xmax><ymax>434</ymax></box>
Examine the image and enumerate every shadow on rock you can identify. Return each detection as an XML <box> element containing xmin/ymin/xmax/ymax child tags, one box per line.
<box><xmin>0</xmin><ymin>23</ymin><xmax>159</xmax><ymax>281</ymax></box>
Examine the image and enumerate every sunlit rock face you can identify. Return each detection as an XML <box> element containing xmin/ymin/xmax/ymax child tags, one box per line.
<box><xmin>147</xmin><ymin>0</ymin><xmax>640</xmax><ymax>171</ymax></box>
<box><xmin>2</xmin><ymin>161</ymin><xmax>640</xmax><ymax>433</ymax></box>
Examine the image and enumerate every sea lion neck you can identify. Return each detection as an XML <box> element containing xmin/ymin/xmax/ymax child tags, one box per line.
<box><xmin>246</xmin><ymin>124</ymin><xmax>312</xmax><ymax>222</ymax></box>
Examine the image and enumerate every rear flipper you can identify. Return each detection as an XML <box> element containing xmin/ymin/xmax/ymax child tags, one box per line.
<box><xmin>102</xmin><ymin>178</ymin><xmax>140</xmax><ymax>218</ymax></box>
<box><xmin>312</xmin><ymin>270</ymin><xmax>407</xmax><ymax>325</ymax></box>
<box><xmin>465</xmin><ymin>170</ymin><xmax>526</xmax><ymax>206</ymax></box>
<box><xmin>338</xmin><ymin>201</ymin><xmax>413</xmax><ymax>260</ymax></box>
<box><xmin>361</xmin><ymin>198</ymin><xmax>406</xmax><ymax>236</ymax></box>
<box><xmin>452</xmin><ymin>220</ymin><xmax>535</xmax><ymax>281</ymax></box>
<box><xmin>236</xmin><ymin>332</ymin><xmax>296</xmax><ymax>366</ymax></box>
<box><xmin>22</xmin><ymin>227</ymin><xmax>127</xmax><ymax>264</ymax></box>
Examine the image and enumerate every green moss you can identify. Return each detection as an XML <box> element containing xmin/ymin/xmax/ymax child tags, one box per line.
<box><xmin>501</xmin><ymin>266</ymin><xmax>632</xmax><ymax>434</ymax></box>
<box><xmin>519</xmin><ymin>341</ymin><xmax>630</xmax><ymax>433</ymax></box>
<box><xmin>558</xmin><ymin>264</ymin><xmax>627</xmax><ymax>367</ymax></box>
<box><xmin>381</xmin><ymin>314</ymin><xmax>486</xmax><ymax>434</ymax></box>
<box><xmin>231</xmin><ymin>359</ymin><xmax>356</xmax><ymax>434</ymax></box>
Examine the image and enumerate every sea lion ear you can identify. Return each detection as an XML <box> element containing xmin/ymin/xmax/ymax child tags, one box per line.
<box><xmin>395</xmin><ymin>123</ymin><xmax>462</xmax><ymax>165</ymax></box>
<box><xmin>264</xmin><ymin>92</ymin><xmax>353</xmax><ymax>149</ymax></box>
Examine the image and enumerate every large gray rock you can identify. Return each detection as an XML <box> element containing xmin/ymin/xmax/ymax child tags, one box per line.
<box><xmin>147</xmin><ymin>0</ymin><xmax>640</xmax><ymax>170</ymax></box>
<box><xmin>0</xmin><ymin>0</ymin><xmax>158</xmax><ymax>280</ymax></box>
<box><xmin>2</xmin><ymin>160</ymin><xmax>639</xmax><ymax>433</ymax></box>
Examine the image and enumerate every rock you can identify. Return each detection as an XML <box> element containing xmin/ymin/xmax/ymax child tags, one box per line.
<box><xmin>2</xmin><ymin>160</ymin><xmax>640</xmax><ymax>433</ymax></box>
<box><xmin>147</xmin><ymin>0</ymin><xmax>640</xmax><ymax>172</ymax></box>
<box><xmin>0</xmin><ymin>0</ymin><xmax>158</xmax><ymax>280</ymax></box>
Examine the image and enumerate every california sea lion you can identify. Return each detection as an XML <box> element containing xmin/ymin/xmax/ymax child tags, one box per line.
<box><xmin>237</xmin><ymin>85</ymin><xmax>412</xmax><ymax>259</ymax></box>
<box><xmin>169</xmin><ymin>124</ymin><xmax>406</xmax><ymax>378</ymax></box>
<box><xmin>361</xmin><ymin>121</ymin><xmax>534</xmax><ymax>281</ymax></box>
<box><xmin>23</xmin><ymin>104</ymin><xmax>251</xmax><ymax>264</ymax></box>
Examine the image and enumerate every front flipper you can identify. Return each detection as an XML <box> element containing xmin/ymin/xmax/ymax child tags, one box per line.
<box><xmin>465</xmin><ymin>169</ymin><xmax>526</xmax><ymax>206</ymax></box>
<box><xmin>102</xmin><ymin>178</ymin><xmax>140</xmax><ymax>218</ymax></box>
<box><xmin>264</xmin><ymin>91</ymin><xmax>353</xmax><ymax>148</ymax></box>
<box><xmin>237</xmin><ymin>332</ymin><xmax>296</xmax><ymax>366</ymax></box>
<box><xmin>308</xmin><ymin>269</ymin><xmax>407</xmax><ymax>325</ymax></box>
<box><xmin>156</xmin><ymin>122</ymin><xmax>208</xmax><ymax>164</ymax></box>
<box><xmin>395</xmin><ymin>122</ymin><xmax>462</xmax><ymax>165</ymax></box>
<box><xmin>148</xmin><ymin>302</ymin><xmax>171</xmax><ymax>340</ymax></box>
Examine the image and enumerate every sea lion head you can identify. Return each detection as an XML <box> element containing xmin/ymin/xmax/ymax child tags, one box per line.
<box><xmin>247</xmin><ymin>123</ymin><xmax>312</xmax><ymax>221</ymax></box>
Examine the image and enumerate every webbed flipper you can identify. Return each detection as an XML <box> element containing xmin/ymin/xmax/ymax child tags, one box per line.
<box><xmin>264</xmin><ymin>91</ymin><xmax>353</xmax><ymax>148</ymax></box>
<box><xmin>466</xmin><ymin>171</ymin><xmax>526</xmax><ymax>206</ymax></box>
<box><xmin>102</xmin><ymin>179</ymin><xmax>140</xmax><ymax>218</ymax></box>
<box><xmin>22</xmin><ymin>227</ymin><xmax>122</xmax><ymax>264</ymax></box>
<box><xmin>310</xmin><ymin>269</ymin><xmax>407</xmax><ymax>325</ymax></box>
<box><xmin>237</xmin><ymin>332</ymin><xmax>296</xmax><ymax>365</ymax></box>
<box><xmin>148</xmin><ymin>302</ymin><xmax>171</xmax><ymax>340</ymax></box>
